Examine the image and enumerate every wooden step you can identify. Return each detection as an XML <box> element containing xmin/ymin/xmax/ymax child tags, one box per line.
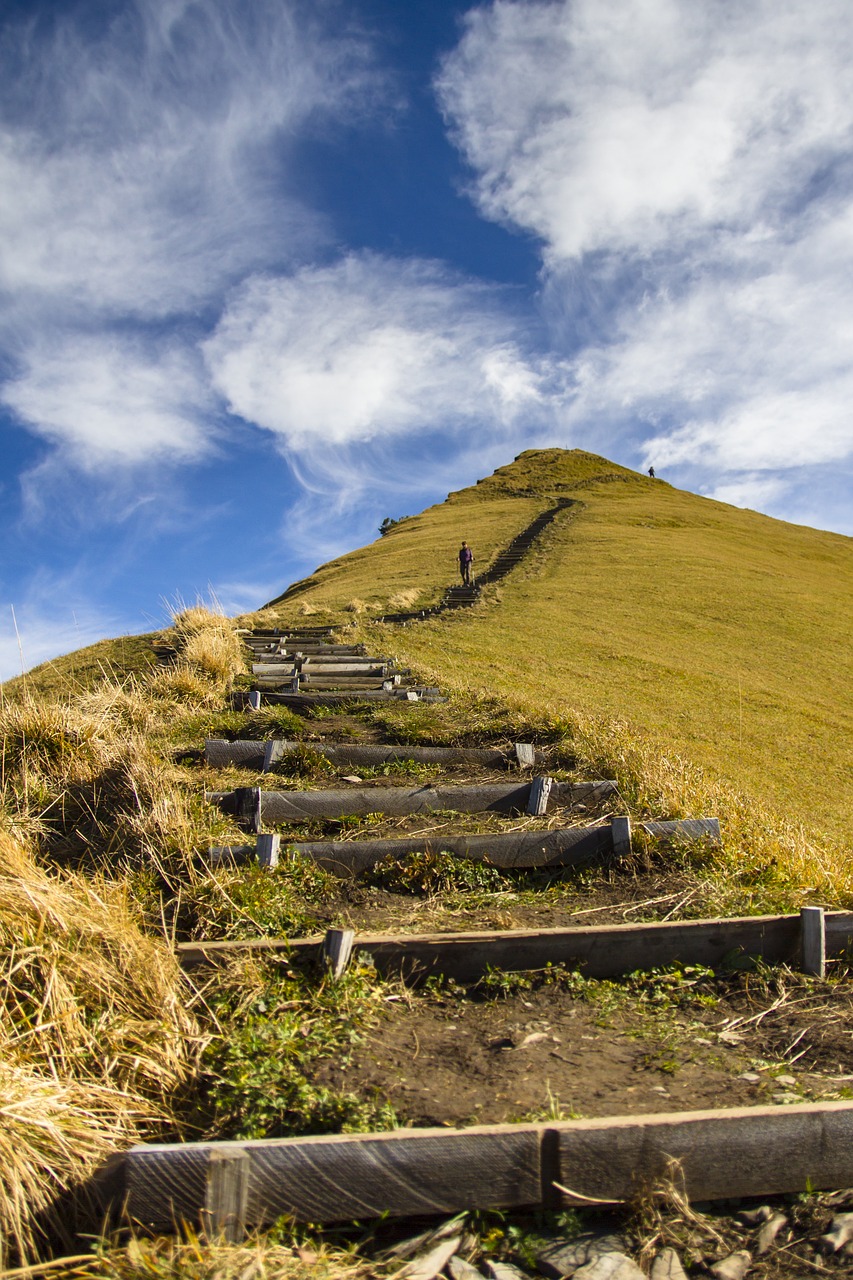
<box><xmin>205</xmin><ymin>739</ymin><xmax>541</xmax><ymax>771</ymax></box>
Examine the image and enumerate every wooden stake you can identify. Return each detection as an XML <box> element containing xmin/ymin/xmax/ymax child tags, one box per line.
<box><xmin>801</xmin><ymin>905</ymin><xmax>826</xmax><ymax>978</ymax></box>
<box><xmin>611</xmin><ymin>816</ymin><xmax>632</xmax><ymax>858</ymax></box>
<box><xmin>202</xmin><ymin>1148</ymin><xmax>249</xmax><ymax>1243</ymax></box>
<box><xmin>247</xmin><ymin>691</ymin><xmax>262</xmax><ymax>711</ymax></box>
<box><xmin>256</xmin><ymin>834</ymin><xmax>280</xmax><ymax>869</ymax></box>
<box><xmin>526</xmin><ymin>776</ymin><xmax>553</xmax><ymax>816</ymax></box>
<box><xmin>515</xmin><ymin>743</ymin><xmax>536</xmax><ymax>769</ymax></box>
<box><xmin>323</xmin><ymin>928</ymin><xmax>355</xmax><ymax>979</ymax></box>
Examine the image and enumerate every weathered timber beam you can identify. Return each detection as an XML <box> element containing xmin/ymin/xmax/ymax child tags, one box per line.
<box><xmin>178</xmin><ymin>910</ymin><xmax>853</xmax><ymax>976</ymax></box>
<box><xmin>205</xmin><ymin>780</ymin><xmax>617</xmax><ymax>821</ymax></box>
<box><xmin>205</xmin><ymin>740</ymin><xmax>521</xmax><ymax>770</ymax></box>
<box><xmin>109</xmin><ymin>1100</ymin><xmax>853</xmax><ymax>1229</ymax></box>
<box><xmin>276</xmin><ymin>824</ymin><xmax>615</xmax><ymax>876</ymax></box>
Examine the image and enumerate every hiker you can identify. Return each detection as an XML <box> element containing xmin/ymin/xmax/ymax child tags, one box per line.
<box><xmin>458</xmin><ymin>541</ymin><xmax>474</xmax><ymax>586</ymax></box>
<box><xmin>648</xmin><ymin>466</ymin><xmax>656</xmax><ymax>478</ymax></box>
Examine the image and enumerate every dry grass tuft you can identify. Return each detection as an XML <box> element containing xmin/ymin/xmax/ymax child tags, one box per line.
<box><xmin>344</xmin><ymin>598</ymin><xmax>367</xmax><ymax>615</ymax></box>
<box><xmin>387</xmin><ymin>589</ymin><xmax>421</xmax><ymax>611</ymax></box>
<box><xmin>0</xmin><ymin>833</ymin><xmax>199</xmax><ymax>1262</ymax></box>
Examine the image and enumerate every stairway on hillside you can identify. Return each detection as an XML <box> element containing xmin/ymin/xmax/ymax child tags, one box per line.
<box><xmin>381</xmin><ymin>496</ymin><xmax>574</xmax><ymax>623</ymax></box>
<box><xmin>236</xmin><ymin>627</ymin><xmax>443</xmax><ymax>707</ymax></box>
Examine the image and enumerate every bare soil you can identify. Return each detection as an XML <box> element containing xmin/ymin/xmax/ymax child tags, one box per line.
<box><xmin>313</xmin><ymin>967</ymin><xmax>853</xmax><ymax>1127</ymax></box>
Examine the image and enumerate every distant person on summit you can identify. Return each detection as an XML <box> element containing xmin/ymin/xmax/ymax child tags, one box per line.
<box><xmin>459</xmin><ymin>541</ymin><xmax>474</xmax><ymax>586</ymax></box>
<box><xmin>648</xmin><ymin>466</ymin><xmax>656</xmax><ymax>478</ymax></box>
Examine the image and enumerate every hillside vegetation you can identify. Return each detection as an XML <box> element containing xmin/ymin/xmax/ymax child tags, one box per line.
<box><xmin>252</xmin><ymin>449</ymin><xmax>852</xmax><ymax>848</ymax></box>
<box><xmin>0</xmin><ymin>448</ymin><xmax>851</xmax><ymax>1268</ymax></box>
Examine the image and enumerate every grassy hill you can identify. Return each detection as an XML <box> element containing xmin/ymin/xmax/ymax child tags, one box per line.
<box><xmin>249</xmin><ymin>448</ymin><xmax>852</xmax><ymax>850</ymax></box>
<box><xmin>1</xmin><ymin>448</ymin><xmax>852</xmax><ymax>1266</ymax></box>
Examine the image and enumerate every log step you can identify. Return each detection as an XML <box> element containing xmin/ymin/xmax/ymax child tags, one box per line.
<box><xmin>205</xmin><ymin>739</ymin><xmax>540</xmax><ymax>770</ymax></box>
<box><xmin>205</xmin><ymin>779</ymin><xmax>618</xmax><ymax>821</ymax></box>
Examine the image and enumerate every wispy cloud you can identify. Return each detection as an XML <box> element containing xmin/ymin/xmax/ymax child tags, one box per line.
<box><xmin>437</xmin><ymin>0</ymin><xmax>853</xmax><ymax>519</ymax></box>
<box><xmin>0</xmin><ymin>0</ymin><xmax>382</xmax><ymax>483</ymax></box>
<box><xmin>204</xmin><ymin>251</ymin><xmax>562</xmax><ymax>473</ymax></box>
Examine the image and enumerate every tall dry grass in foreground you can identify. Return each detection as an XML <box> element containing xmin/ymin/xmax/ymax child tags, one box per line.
<box><xmin>0</xmin><ymin>608</ymin><xmax>246</xmax><ymax>1262</ymax></box>
<box><xmin>0</xmin><ymin>832</ymin><xmax>199</xmax><ymax>1263</ymax></box>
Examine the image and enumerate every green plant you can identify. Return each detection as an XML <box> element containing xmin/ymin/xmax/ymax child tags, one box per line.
<box><xmin>365</xmin><ymin>849</ymin><xmax>507</xmax><ymax>899</ymax></box>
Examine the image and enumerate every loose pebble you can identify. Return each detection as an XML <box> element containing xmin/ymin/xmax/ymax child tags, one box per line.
<box><xmin>571</xmin><ymin>1255</ymin><xmax>644</xmax><ymax>1280</ymax></box>
<box><xmin>447</xmin><ymin>1258</ymin><xmax>485</xmax><ymax>1280</ymax></box>
<box><xmin>709</xmin><ymin>1250</ymin><xmax>751</xmax><ymax>1280</ymax></box>
<box><xmin>819</xmin><ymin>1211</ymin><xmax>853</xmax><ymax>1254</ymax></box>
<box><xmin>755</xmin><ymin>1213</ymin><xmax>788</xmax><ymax>1254</ymax></box>
<box><xmin>649</xmin><ymin>1247</ymin><xmax>688</xmax><ymax>1280</ymax></box>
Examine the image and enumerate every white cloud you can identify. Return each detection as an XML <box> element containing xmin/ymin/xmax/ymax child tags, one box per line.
<box><xmin>204</xmin><ymin>253</ymin><xmax>556</xmax><ymax>451</ymax></box>
<box><xmin>437</xmin><ymin>0</ymin><xmax>853</xmax><ymax>502</ymax></box>
<box><xmin>708</xmin><ymin>475</ymin><xmax>789</xmax><ymax>511</ymax></box>
<box><xmin>0</xmin><ymin>0</ymin><xmax>383</xmax><ymax>484</ymax></box>
<box><xmin>438</xmin><ymin>0</ymin><xmax>853</xmax><ymax>262</ymax></box>
<box><xmin>2</xmin><ymin>334</ymin><xmax>211</xmax><ymax>466</ymax></box>
<box><xmin>0</xmin><ymin>0</ymin><xmax>376</xmax><ymax>321</ymax></box>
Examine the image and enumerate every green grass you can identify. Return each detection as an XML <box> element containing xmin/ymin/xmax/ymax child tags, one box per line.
<box><xmin>1</xmin><ymin>633</ymin><xmax>160</xmax><ymax>699</ymax></box>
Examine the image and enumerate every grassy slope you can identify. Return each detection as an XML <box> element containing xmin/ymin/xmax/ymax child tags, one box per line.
<box><xmin>254</xmin><ymin>449</ymin><xmax>852</xmax><ymax>847</ymax></box>
<box><xmin>1</xmin><ymin>633</ymin><xmax>159</xmax><ymax>700</ymax></box>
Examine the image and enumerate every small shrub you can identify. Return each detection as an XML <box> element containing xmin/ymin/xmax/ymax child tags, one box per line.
<box><xmin>366</xmin><ymin>849</ymin><xmax>507</xmax><ymax>899</ymax></box>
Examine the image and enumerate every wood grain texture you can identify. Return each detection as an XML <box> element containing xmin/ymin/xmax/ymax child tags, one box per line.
<box><xmin>177</xmin><ymin>910</ymin><xmax>821</xmax><ymax>976</ymax></box>
<box><xmin>284</xmin><ymin>824</ymin><xmax>615</xmax><ymax>876</ymax></box>
<box><xmin>801</xmin><ymin>905</ymin><xmax>826</xmax><ymax>978</ymax></box>
<box><xmin>555</xmin><ymin>1102</ymin><xmax>853</xmax><ymax>1202</ymax></box>
<box><xmin>205</xmin><ymin>739</ymin><xmax>539</xmax><ymax>771</ymax></box>
<box><xmin>116</xmin><ymin>1102</ymin><xmax>853</xmax><ymax>1228</ymax></box>
<box><xmin>205</xmin><ymin>781</ymin><xmax>617</xmax><ymax>822</ymax></box>
<box><xmin>122</xmin><ymin>1126</ymin><xmax>543</xmax><ymax>1228</ymax></box>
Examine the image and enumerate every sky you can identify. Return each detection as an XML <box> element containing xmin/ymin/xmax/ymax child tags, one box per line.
<box><xmin>2</xmin><ymin>0</ymin><xmax>852</xmax><ymax>680</ymax></box>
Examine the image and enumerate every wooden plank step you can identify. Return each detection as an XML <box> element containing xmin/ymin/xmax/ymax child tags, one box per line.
<box><xmin>262</xmin><ymin>824</ymin><xmax>615</xmax><ymax>876</ymax></box>
<box><xmin>237</xmin><ymin>691</ymin><xmax>447</xmax><ymax>708</ymax></box>
<box><xmin>178</xmin><ymin>908</ymin><xmax>853</xmax><ymax>979</ymax></box>
<box><xmin>205</xmin><ymin>779</ymin><xmax>618</xmax><ymax>822</ymax></box>
<box><xmin>205</xmin><ymin>739</ymin><xmax>537</xmax><ymax>770</ymax></box>
<box><xmin>110</xmin><ymin>1100</ymin><xmax>853</xmax><ymax>1230</ymax></box>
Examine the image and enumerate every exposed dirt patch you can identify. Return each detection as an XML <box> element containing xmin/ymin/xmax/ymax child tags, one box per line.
<box><xmin>312</xmin><ymin>967</ymin><xmax>853</xmax><ymax>1127</ymax></box>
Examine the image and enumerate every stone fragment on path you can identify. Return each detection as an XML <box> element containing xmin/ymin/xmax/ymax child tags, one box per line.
<box><xmin>536</xmin><ymin>1233</ymin><xmax>627</xmax><ymax>1278</ymax></box>
<box><xmin>737</xmin><ymin>1206</ymin><xmax>772</xmax><ymax>1227</ymax></box>
<box><xmin>447</xmin><ymin>1257</ymin><xmax>486</xmax><ymax>1280</ymax></box>
<box><xmin>710</xmin><ymin>1251</ymin><xmax>751</xmax><ymax>1280</ymax></box>
<box><xmin>400</xmin><ymin>1236</ymin><xmax>462</xmax><ymax>1280</ymax></box>
<box><xmin>650</xmin><ymin>1248</ymin><xmax>688</xmax><ymax>1280</ymax></box>
<box><xmin>571</xmin><ymin>1254</ymin><xmax>644</xmax><ymax>1280</ymax></box>
<box><xmin>819</xmin><ymin>1211</ymin><xmax>853</xmax><ymax>1254</ymax></box>
<box><xmin>486</xmin><ymin>1262</ymin><xmax>530</xmax><ymax>1280</ymax></box>
<box><xmin>755</xmin><ymin>1213</ymin><xmax>787</xmax><ymax>1254</ymax></box>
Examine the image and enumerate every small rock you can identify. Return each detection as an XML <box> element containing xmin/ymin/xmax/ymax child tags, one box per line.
<box><xmin>650</xmin><ymin>1248</ymin><xmax>688</xmax><ymax>1280</ymax></box>
<box><xmin>774</xmin><ymin>1074</ymin><xmax>797</xmax><ymax>1087</ymax></box>
<box><xmin>572</xmin><ymin>1254</ymin><xmax>644</xmax><ymax>1280</ymax></box>
<box><xmin>737</xmin><ymin>1073</ymin><xmax>761</xmax><ymax>1084</ymax></box>
<box><xmin>819</xmin><ymin>1211</ymin><xmax>853</xmax><ymax>1254</ymax></box>
<box><xmin>755</xmin><ymin>1213</ymin><xmax>788</xmax><ymax>1254</ymax></box>
<box><xmin>536</xmin><ymin>1233</ymin><xmax>627</xmax><ymax>1278</ymax></box>
<box><xmin>737</xmin><ymin>1206</ymin><xmax>773</xmax><ymax>1227</ymax></box>
<box><xmin>519</xmin><ymin>1031</ymin><xmax>550</xmax><ymax>1047</ymax></box>
<box><xmin>486</xmin><ymin>1263</ymin><xmax>529</xmax><ymax>1280</ymax></box>
<box><xmin>718</xmin><ymin>1030</ymin><xmax>745</xmax><ymax>1045</ymax></box>
<box><xmin>448</xmin><ymin>1260</ymin><xmax>485</xmax><ymax>1280</ymax></box>
<box><xmin>401</xmin><ymin>1237</ymin><xmax>462</xmax><ymax>1280</ymax></box>
<box><xmin>340</xmin><ymin>775</ymin><xmax>362</xmax><ymax>783</ymax></box>
<box><xmin>771</xmin><ymin>1091</ymin><xmax>800</xmax><ymax>1104</ymax></box>
<box><xmin>650</xmin><ymin>1086</ymin><xmax>670</xmax><ymax>1095</ymax></box>
<box><xmin>710</xmin><ymin>1251</ymin><xmax>751</xmax><ymax>1280</ymax></box>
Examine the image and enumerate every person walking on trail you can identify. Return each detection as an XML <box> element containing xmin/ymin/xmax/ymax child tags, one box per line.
<box><xmin>648</xmin><ymin>466</ymin><xmax>656</xmax><ymax>478</ymax></box>
<box><xmin>459</xmin><ymin>541</ymin><xmax>474</xmax><ymax>586</ymax></box>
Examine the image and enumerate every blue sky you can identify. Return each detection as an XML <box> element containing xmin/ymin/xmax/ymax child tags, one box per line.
<box><xmin>2</xmin><ymin>0</ymin><xmax>852</xmax><ymax>679</ymax></box>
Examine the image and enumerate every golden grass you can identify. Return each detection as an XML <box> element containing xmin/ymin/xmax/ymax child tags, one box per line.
<box><xmin>0</xmin><ymin>833</ymin><xmax>198</xmax><ymax>1262</ymax></box>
